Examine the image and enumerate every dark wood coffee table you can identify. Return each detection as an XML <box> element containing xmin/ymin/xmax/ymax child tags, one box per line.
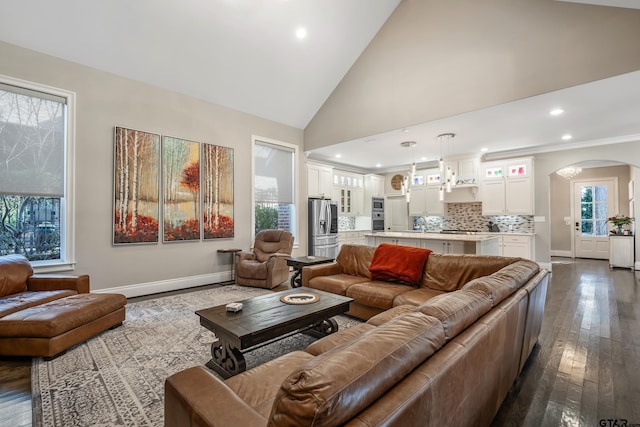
<box><xmin>195</xmin><ymin>287</ymin><xmax>353</xmax><ymax>378</ymax></box>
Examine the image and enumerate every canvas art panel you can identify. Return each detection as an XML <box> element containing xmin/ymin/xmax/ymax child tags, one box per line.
<box><xmin>163</xmin><ymin>136</ymin><xmax>201</xmax><ymax>241</ymax></box>
<box><xmin>113</xmin><ymin>127</ymin><xmax>160</xmax><ymax>245</ymax></box>
<box><xmin>202</xmin><ymin>143</ymin><xmax>234</xmax><ymax>239</ymax></box>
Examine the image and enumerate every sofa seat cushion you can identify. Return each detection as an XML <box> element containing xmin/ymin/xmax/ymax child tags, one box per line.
<box><xmin>392</xmin><ymin>287</ymin><xmax>446</xmax><ymax>307</ymax></box>
<box><xmin>0</xmin><ymin>290</ymin><xmax>77</xmax><ymax>318</ymax></box>
<box><xmin>369</xmin><ymin>244</ymin><xmax>431</xmax><ymax>285</ymax></box>
<box><xmin>268</xmin><ymin>312</ymin><xmax>446</xmax><ymax>427</ymax></box>
<box><xmin>0</xmin><ymin>293</ymin><xmax>127</xmax><ymax>338</ymax></box>
<box><xmin>305</xmin><ymin>323</ymin><xmax>375</xmax><ymax>356</ymax></box>
<box><xmin>422</xmin><ymin>254</ymin><xmax>517</xmax><ymax>292</ymax></box>
<box><xmin>346</xmin><ymin>281</ymin><xmax>416</xmax><ymax>310</ymax></box>
<box><xmin>226</xmin><ymin>350</ymin><xmax>314</xmax><ymax>418</ymax></box>
<box><xmin>0</xmin><ymin>254</ymin><xmax>33</xmax><ymax>297</ymax></box>
<box><xmin>417</xmin><ymin>289</ymin><xmax>492</xmax><ymax>341</ymax></box>
<box><xmin>366</xmin><ymin>304</ymin><xmax>416</xmax><ymax>326</ymax></box>
<box><xmin>308</xmin><ymin>274</ymin><xmax>369</xmax><ymax>296</ymax></box>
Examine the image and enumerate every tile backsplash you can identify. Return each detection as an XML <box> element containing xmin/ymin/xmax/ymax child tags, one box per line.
<box><xmin>413</xmin><ymin>202</ymin><xmax>534</xmax><ymax>233</ymax></box>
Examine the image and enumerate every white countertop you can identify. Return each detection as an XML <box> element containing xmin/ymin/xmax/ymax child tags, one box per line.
<box><xmin>365</xmin><ymin>232</ymin><xmax>501</xmax><ymax>242</ymax></box>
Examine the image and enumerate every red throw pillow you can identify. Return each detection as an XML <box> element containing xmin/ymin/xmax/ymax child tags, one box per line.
<box><xmin>369</xmin><ymin>244</ymin><xmax>432</xmax><ymax>285</ymax></box>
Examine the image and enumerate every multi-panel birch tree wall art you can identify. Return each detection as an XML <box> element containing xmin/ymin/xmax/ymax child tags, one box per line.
<box><xmin>113</xmin><ymin>127</ymin><xmax>161</xmax><ymax>244</ymax></box>
<box><xmin>162</xmin><ymin>136</ymin><xmax>201</xmax><ymax>242</ymax></box>
<box><xmin>113</xmin><ymin>127</ymin><xmax>235</xmax><ymax>245</ymax></box>
<box><xmin>202</xmin><ymin>143</ymin><xmax>234</xmax><ymax>239</ymax></box>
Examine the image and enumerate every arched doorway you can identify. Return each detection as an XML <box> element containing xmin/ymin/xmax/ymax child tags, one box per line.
<box><xmin>549</xmin><ymin>161</ymin><xmax>634</xmax><ymax>260</ymax></box>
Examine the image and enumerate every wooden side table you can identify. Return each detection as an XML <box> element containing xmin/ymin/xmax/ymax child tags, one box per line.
<box><xmin>217</xmin><ymin>249</ymin><xmax>242</xmax><ymax>284</ymax></box>
<box><xmin>286</xmin><ymin>256</ymin><xmax>334</xmax><ymax>288</ymax></box>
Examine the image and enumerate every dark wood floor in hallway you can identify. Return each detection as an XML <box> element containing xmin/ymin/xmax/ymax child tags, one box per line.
<box><xmin>1</xmin><ymin>258</ymin><xmax>638</xmax><ymax>426</ymax></box>
<box><xmin>493</xmin><ymin>258</ymin><xmax>640</xmax><ymax>426</ymax></box>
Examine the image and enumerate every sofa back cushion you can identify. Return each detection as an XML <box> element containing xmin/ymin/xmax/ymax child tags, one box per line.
<box><xmin>0</xmin><ymin>255</ymin><xmax>33</xmax><ymax>298</ymax></box>
<box><xmin>336</xmin><ymin>244</ymin><xmax>376</xmax><ymax>278</ymax></box>
<box><xmin>369</xmin><ymin>244</ymin><xmax>431</xmax><ymax>285</ymax></box>
<box><xmin>417</xmin><ymin>289</ymin><xmax>492</xmax><ymax>341</ymax></box>
<box><xmin>462</xmin><ymin>260</ymin><xmax>540</xmax><ymax>307</ymax></box>
<box><xmin>268</xmin><ymin>312</ymin><xmax>445</xmax><ymax>427</ymax></box>
<box><xmin>422</xmin><ymin>253</ymin><xmax>517</xmax><ymax>292</ymax></box>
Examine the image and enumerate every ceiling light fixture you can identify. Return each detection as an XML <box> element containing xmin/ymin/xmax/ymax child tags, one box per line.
<box><xmin>561</xmin><ymin>134</ymin><xmax>572</xmax><ymax>141</ymax></box>
<box><xmin>436</xmin><ymin>133</ymin><xmax>456</xmax><ymax>196</ymax></box>
<box><xmin>400</xmin><ymin>141</ymin><xmax>417</xmax><ymax>203</ymax></box>
<box><xmin>296</xmin><ymin>27</ymin><xmax>307</xmax><ymax>39</ymax></box>
<box><xmin>556</xmin><ymin>166</ymin><xmax>582</xmax><ymax>179</ymax></box>
<box><xmin>549</xmin><ymin>108</ymin><xmax>564</xmax><ymax>116</ymax></box>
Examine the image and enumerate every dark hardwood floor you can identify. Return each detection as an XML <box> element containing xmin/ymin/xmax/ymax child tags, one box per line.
<box><xmin>1</xmin><ymin>259</ymin><xmax>638</xmax><ymax>427</ymax></box>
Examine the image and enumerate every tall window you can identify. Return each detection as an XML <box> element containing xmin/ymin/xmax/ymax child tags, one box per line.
<box><xmin>253</xmin><ymin>138</ymin><xmax>297</xmax><ymax>242</ymax></box>
<box><xmin>0</xmin><ymin>78</ymin><xmax>73</xmax><ymax>266</ymax></box>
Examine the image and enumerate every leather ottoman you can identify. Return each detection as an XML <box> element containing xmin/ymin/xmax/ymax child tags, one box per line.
<box><xmin>0</xmin><ymin>293</ymin><xmax>126</xmax><ymax>358</ymax></box>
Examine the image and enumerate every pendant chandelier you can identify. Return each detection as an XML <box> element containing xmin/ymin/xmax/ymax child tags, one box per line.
<box><xmin>400</xmin><ymin>140</ymin><xmax>417</xmax><ymax>203</ymax></box>
<box><xmin>556</xmin><ymin>166</ymin><xmax>582</xmax><ymax>179</ymax></box>
<box><xmin>437</xmin><ymin>133</ymin><xmax>456</xmax><ymax>201</ymax></box>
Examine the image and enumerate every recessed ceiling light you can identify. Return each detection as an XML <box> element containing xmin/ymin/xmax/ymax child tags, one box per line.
<box><xmin>549</xmin><ymin>108</ymin><xmax>564</xmax><ymax>116</ymax></box>
<box><xmin>296</xmin><ymin>27</ymin><xmax>307</xmax><ymax>39</ymax></box>
<box><xmin>335</xmin><ymin>154</ymin><xmax>342</xmax><ymax>158</ymax></box>
<box><xmin>420</xmin><ymin>156</ymin><xmax>427</xmax><ymax>161</ymax></box>
<box><xmin>375</xmin><ymin>163</ymin><xmax>382</xmax><ymax>168</ymax></box>
<box><xmin>561</xmin><ymin>134</ymin><xmax>572</xmax><ymax>141</ymax></box>
<box><xmin>402</xmin><ymin>129</ymin><xmax>409</xmax><ymax>133</ymax></box>
<box><xmin>480</xmin><ymin>147</ymin><xmax>489</xmax><ymax>152</ymax></box>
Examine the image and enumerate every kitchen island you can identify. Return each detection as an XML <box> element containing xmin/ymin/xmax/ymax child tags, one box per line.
<box><xmin>365</xmin><ymin>232</ymin><xmax>500</xmax><ymax>256</ymax></box>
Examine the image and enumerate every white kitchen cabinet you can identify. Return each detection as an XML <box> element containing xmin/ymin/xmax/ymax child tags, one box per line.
<box><xmin>502</xmin><ymin>235</ymin><xmax>533</xmax><ymax>259</ymax></box>
<box><xmin>444</xmin><ymin>158</ymin><xmax>480</xmax><ymax>185</ymax></box>
<box><xmin>409</xmin><ymin>169</ymin><xmax>444</xmax><ymax>216</ymax></box>
<box><xmin>421</xmin><ymin>240</ymin><xmax>465</xmax><ymax>254</ymax></box>
<box><xmin>385</xmin><ymin>196</ymin><xmax>408</xmax><ymax>231</ymax></box>
<box><xmin>609</xmin><ymin>235</ymin><xmax>634</xmax><ymax>269</ymax></box>
<box><xmin>374</xmin><ymin>236</ymin><xmax>421</xmax><ymax>247</ymax></box>
<box><xmin>481</xmin><ymin>157</ymin><xmax>533</xmax><ymax>215</ymax></box>
<box><xmin>333</xmin><ymin>170</ymin><xmax>364</xmax><ymax>216</ymax></box>
<box><xmin>307</xmin><ymin>163</ymin><xmax>333</xmax><ymax>199</ymax></box>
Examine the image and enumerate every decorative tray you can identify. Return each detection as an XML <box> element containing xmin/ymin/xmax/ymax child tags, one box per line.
<box><xmin>280</xmin><ymin>292</ymin><xmax>320</xmax><ymax>305</ymax></box>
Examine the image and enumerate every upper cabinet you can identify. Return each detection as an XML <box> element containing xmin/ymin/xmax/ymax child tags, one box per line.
<box><xmin>444</xmin><ymin>158</ymin><xmax>480</xmax><ymax>186</ymax></box>
<box><xmin>409</xmin><ymin>168</ymin><xmax>444</xmax><ymax>216</ymax></box>
<box><xmin>333</xmin><ymin>170</ymin><xmax>365</xmax><ymax>216</ymax></box>
<box><xmin>481</xmin><ymin>157</ymin><xmax>534</xmax><ymax>215</ymax></box>
<box><xmin>307</xmin><ymin>163</ymin><xmax>333</xmax><ymax>199</ymax></box>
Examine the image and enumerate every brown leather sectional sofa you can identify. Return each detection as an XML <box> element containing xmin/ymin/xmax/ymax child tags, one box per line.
<box><xmin>165</xmin><ymin>244</ymin><xmax>549</xmax><ymax>427</ymax></box>
<box><xmin>0</xmin><ymin>254</ymin><xmax>126</xmax><ymax>358</ymax></box>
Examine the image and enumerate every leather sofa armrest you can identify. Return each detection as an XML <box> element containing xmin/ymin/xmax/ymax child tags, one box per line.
<box><xmin>301</xmin><ymin>262</ymin><xmax>343</xmax><ymax>287</ymax></box>
<box><xmin>165</xmin><ymin>366</ymin><xmax>266</xmax><ymax>427</ymax></box>
<box><xmin>26</xmin><ymin>274</ymin><xmax>90</xmax><ymax>293</ymax></box>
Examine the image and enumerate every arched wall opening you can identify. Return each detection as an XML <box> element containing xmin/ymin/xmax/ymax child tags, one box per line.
<box><xmin>532</xmin><ymin>140</ymin><xmax>640</xmax><ymax>269</ymax></box>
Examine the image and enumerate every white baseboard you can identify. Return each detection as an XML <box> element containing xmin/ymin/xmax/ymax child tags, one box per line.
<box><xmin>92</xmin><ymin>271</ymin><xmax>232</xmax><ymax>298</ymax></box>
<box><xmin>550</xmin><ymin>250</ymin><xmax>572</xmax><ymax>258</ymax></box>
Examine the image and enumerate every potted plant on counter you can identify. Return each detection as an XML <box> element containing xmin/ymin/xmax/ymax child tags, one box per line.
<box><xmin>607</xmin><ymin>214</ymin><xmax>634</xmax><ymax>235</ymax></box>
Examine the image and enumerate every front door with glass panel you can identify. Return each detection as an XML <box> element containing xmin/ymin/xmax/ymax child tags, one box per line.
<box><xmin>573</xmin><ymin>179</ymin><xmax>616</xmax><ymax>259</ymax></box>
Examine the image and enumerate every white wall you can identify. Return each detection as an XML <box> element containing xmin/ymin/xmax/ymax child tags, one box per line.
<box><xmin>0</xmin><ymin>41</ymin><xmax>306</xmax><ymax>295</ymax></box>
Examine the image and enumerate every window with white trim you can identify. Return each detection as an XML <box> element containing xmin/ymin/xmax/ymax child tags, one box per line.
<box><xmin>0</xmin><ymin>77</ymin><xmax>74</xmax><ymax>267</ymax></box>
<box><xmin>253</xmin><ymin>137</ymin><xmax>297</xmax><ymax>242</ymax></box>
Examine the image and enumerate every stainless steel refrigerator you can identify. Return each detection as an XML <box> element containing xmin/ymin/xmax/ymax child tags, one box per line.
<box><xmin>308</xmin><ymin>198</ymin><xmax>338</xmax><ymax>258</ymax></box>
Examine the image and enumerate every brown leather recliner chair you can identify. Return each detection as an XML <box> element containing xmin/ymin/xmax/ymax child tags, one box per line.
<box><xmin>234</xmin><ymin>230</ymin><xmax>294</xmax><ymax>289</ymax></box>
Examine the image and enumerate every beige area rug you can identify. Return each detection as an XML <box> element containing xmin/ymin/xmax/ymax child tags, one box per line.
<box><xmin>32</xmin><ymin>285</ymin><xmax>361</xmax><ymax>427</ymax></box>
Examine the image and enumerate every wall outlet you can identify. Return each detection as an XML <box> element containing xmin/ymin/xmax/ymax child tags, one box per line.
<box><xmin>508</xmin><ymin>224</ymin><xmax>513</xmax><ymax>231</ymax></box>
